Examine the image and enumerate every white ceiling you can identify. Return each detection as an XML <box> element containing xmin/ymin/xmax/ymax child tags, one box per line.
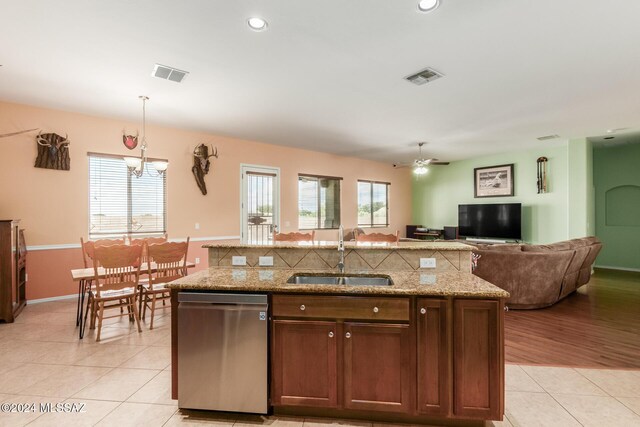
<box><xmin>1</xmin><ymin>0</ymin><xmax>640</xmax><ymax>164</ymax></box>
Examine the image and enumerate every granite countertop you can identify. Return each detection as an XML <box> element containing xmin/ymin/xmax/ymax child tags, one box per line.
<box><xmin>203</xmin><ymin>241</ymin><xmax>474</xmax><ymax>251</ymax></box>
<box><xmin>167</xmin><ymin>268</ymin><xmax>509</xmax><ymax>298</ymax></box>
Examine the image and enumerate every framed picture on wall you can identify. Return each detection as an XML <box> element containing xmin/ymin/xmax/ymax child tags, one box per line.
<box><xmin>474</xmin><ymin>164</ymin><xmax>514</xmax><ymax>198</ymax></box>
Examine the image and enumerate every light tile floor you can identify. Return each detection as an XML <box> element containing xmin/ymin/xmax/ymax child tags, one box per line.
<box><xmin>1</xmin><ymin>299</ymin><xmax>639</xmax><ymax>427</ymax></box>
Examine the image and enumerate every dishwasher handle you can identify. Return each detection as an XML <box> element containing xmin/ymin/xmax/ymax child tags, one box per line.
<box><xmin>178</xmin><ymin>292</ymin><xmax>267</xmax><ymax>305</ymax></box>
<box><xmin>178</xmin><ymin>302</ymin><xmax>268</xmax><ymax>314</ymax></box>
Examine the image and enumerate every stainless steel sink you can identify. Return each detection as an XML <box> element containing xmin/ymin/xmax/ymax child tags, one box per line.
<box><xmin>286</xmin><ymin>273</ymin><xmax>393</xmax><ymax>286</ymax></box>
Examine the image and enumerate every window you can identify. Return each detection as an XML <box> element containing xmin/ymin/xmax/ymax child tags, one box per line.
<box><xmin>298</xmin><ymin>174</ymin><xmax>342</xmax><ymax>229</ymax></box>
<box><xmin>89</xmin><ymin>153</ymin><xmax>166</xmax><ymax>238</ymax></box>
<box><xmin>358</xmin><ymin>180</ymin><xmax>390</xmax><ymax>227</ymax></box>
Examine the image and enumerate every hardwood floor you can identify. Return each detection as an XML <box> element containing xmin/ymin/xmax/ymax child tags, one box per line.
<box><xmin>504</xmin><ymin>268</ymin><xmax>640</xmax><ymax>369</ymax></box>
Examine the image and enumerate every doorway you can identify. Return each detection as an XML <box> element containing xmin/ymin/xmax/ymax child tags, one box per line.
<box><xmin>240</xmin><ymin>164</ymin><xmax>280</xmax><ymax>244</ymax></box>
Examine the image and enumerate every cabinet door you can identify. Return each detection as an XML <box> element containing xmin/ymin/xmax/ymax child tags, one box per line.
<box><xmin>417</xmin><ymin>299</ymin><xmax>450</xmax><ymax>416</ymax></box>
<box><xmin>343</xmin><ymin>322</ymin><xmax>411</xmax><ymax>413</ymax></box>
<box><xmin>271</xmin><ymin>320</ymin><xmax>338</xmax><ymax>408</ymax></box>
<box><xmin>453</xmin><ymin>299</ymin><xmax>503</xmax><ymax>420</ymax></box>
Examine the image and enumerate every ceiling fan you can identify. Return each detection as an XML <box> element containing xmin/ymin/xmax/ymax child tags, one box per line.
<box><xmin>393</xmin><ymin>142</ymin><xmax>449</xmax><ymax>175</ymax></box>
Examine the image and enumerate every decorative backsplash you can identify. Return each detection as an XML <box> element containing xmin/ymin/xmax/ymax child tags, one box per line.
<box><xmin>208</xmin><ymin>247</ymin><xmax>472</xmax><ymax>273</ymax></box>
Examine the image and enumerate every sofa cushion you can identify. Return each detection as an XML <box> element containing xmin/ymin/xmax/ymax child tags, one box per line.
<box><xmin>521</xmin><ymin>242</ymin><xmax>572</xmax><ymax>252</ymax></box>
<box><xmin>475</xmin><ymin>243</ymin><xmax>523</xmax><ymax>252</ymax></box>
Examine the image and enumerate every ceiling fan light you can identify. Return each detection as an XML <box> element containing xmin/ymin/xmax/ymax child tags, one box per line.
<box><xmin>413</xmin><ymin>166</ymin><xmax>428</xmax><ymax>175</ymax></box>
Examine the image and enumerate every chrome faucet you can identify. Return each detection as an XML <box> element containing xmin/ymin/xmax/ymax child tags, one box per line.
<box><xmin>337</xmin><ymin>225</ymin><xmax>345</xmax><ymax>273</ymax></box>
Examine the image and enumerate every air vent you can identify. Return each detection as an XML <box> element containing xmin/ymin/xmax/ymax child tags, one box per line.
<box><xmin>405</xmin><ymin>67</ymin><xmax>444</xmax><ymax>85</ymax></box>
<box><xmin>537</xmin><ymin>134</ymin><xmax>560</xmax><ymax>141</ymax></box>
<box><xmin>152</xmin><ymin>64</ymin><xmax>189</xmax><ymax>83</ymax></box>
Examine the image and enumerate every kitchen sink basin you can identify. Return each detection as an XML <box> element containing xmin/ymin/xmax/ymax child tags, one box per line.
<box><xmin>286</xmin><ymin>273</ymin><xmax>393</xmax><ymax>286</ymax></box>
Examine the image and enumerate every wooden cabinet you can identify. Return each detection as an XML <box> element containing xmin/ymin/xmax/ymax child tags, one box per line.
<box><xmin>417</xmin><ymin>298</ymin><xmax>450</xmax><ymax>416</ymax></box>
<box><xmin>0</xmin><ymin>220</ymin><xmax>26</xmax><ymax>323</ymax></box>
<box><xmin>343</xmin><ymin>322</ymin><xmax>411</xmax><ymax>412</ymax></box>
<box><xmin>272</xmin><ymin>320</ymin><xmax>338</xmax><ymax>407</ymax></box>
<box><xmin>270</xmin><ymin>294</ymin><xmax>504</xmax><ymax>422</ymax></box>
<box><xmin>453</xmin><ymin>299</ymin><xmax>503</xmax><ymax>420</ymax></box>
<box><xmin>271</xmin><ymin>295</ymin><xmax>412</xmax><ymax>413</ymax></box>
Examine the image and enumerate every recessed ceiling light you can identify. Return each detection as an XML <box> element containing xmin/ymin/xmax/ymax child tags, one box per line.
<box><xmin>247</xmin><ymin>17</ymin><xmax>268</xmax><ymax>31</ymax></box>
<box><xmin>418</xmin><ymin>0</ymin><xmax>441</xmax><ymax>13</ymax></box>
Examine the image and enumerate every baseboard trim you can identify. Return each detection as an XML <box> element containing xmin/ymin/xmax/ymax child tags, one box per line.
<box><xmin>595</xmin><ymin>265</ymin><xmax>640</xmax><ymax>273</ymax></box>
<box><xmin>26</xmin><ymin>235</ymin><xmax>240</xmax><ymax>251</ymax></box>
<box><xmin>27</xmin><ymin>294</ymin><xmax>77</xmax><ymax>304</ymax></box>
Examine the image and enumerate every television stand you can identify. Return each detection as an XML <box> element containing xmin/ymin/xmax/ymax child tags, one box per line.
<box><xmin>465</xmin><ymin>238</ymin><xmax>510</xmax><ymax>244</ymax></box>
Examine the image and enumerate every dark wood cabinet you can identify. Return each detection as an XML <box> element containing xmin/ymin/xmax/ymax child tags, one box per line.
<box><xmin>343</xmin><ymin>322</ymin><xmax>411</xmax><ymax>413</ymax></box>
<box><xmin>271</xmin><ymin>295</ymin><xmax>412</xmax><ymax>413</ymax></box>
<box><xmin>268</xmin><ymin>294</ymin><xmax>504</xmax><ymax>422</ymax></box>
<box><xmin>271</xmin><ymin>319</ymin><xmax>338</xmax><ymax>408</ymax></box>
<box><xmin>0</xmin><ymin>220</ymin><xmax>26</xmax><ymax>323</ymax></box>
<box><xmin>453</xmin><ymin>299</ymin><xmax>503</xmax><ymax>420</ymax></box>
<box><xmin>417</xmin><ymin>298</ymin><xmax>451</xmax><ymax>416</ymax></box>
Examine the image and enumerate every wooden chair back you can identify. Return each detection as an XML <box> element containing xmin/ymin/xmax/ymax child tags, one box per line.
<box><xmin>92</xmin><ymin>244</ymin><xmax>142</xmax><ymax>298</ymax></box>
<box><xmin>273</xmin><ymin>231</ymin><xmax>315</xmax><ymax>242</ymax></box>
<box><xmin>355</xmin><ymin>230</ymin><xmax>400</xmax><ymax>243</ymax></box>
<box><xmin>130</xmin><ymin>235</ymin><xmax>169</xmax><ymax>263</ymax></box>
<box><xmin>81</xmin><ymin>237</ymin><xmax>126</xmax><ymax>268</ymax></box>
<box><xmin>146</xmin><ymin>238</ymin><xmax>189</xmax><ymax>290</ymax></box>
<box><xmin>130</xmin><ymin>235</ymin><xmax>168</xmax><ymax>246</ymax></box>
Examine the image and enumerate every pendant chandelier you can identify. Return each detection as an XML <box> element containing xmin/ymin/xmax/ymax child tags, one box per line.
<box><xmin>124</xmin><ymin>96</ymin><xmax>168</xmax><ymax>177</ymax></box>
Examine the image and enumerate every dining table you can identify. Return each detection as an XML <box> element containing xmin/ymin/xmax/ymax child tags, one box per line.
<box><xmin>71</xmin><ymin>261</ymin><xmax>196</xmax><ymax>339</ymax></box>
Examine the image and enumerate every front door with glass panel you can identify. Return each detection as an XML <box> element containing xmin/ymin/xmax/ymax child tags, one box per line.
<box><xmin>241</xmin><ymin>165</ymin><xmax>280</xmax><ymax>244</ymax></box>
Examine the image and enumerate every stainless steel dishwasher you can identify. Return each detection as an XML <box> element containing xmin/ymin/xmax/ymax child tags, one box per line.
<box><xmin>178</xmin><ymin>292</ymin><xmax>268</xmax><ymax>413</ymax></box>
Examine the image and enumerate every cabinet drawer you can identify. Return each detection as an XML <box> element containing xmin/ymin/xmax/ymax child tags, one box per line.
<box><xmin>273</xmin><ymin>295</ymin><xmax>409</xmax><ymax>321</ymax></box>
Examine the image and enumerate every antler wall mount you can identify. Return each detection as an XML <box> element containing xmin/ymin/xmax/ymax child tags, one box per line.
<box><xmin>35</xmin><ymin>131</ymin><xmax>70</xmax><ymax>170</ymax></box>
<box><xmin>122</xmin><ymin>130</ymin><xmax>139</xmax><ymax>150</ymax></box>
<box><xmin>192</xmin><ymin>144</ymin><xmax>218</xmax><ymax>195</ymax></box>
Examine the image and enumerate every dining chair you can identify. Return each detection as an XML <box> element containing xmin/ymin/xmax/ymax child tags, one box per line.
<box><xmin>355</xmin><ymin>230</ymin><xmax>400</xmax><ymax>243</ymax></box>
<box><xmin>81</xmin><ymin>237</ymin><xmax>130</xmax><ymax>319</ymax></box>
<box><xmin>141</xmin><ymin>238</ymin><xmax>189</xmax><ymax>329</ymax></box>
<box><xmin>130</xmin><ymin>235</ymin><xmax>170</xmax><ymax>314</ymax></box>
<box><xmin>80</xmin><ymin>237</ymin><xmax>126</xmax><ymax>268</ymax></box>
<box><xmin>273</xmin><ymin>230</ymin><xmax>315</xmax><ymax>242</ymax></box>
<box><xmin>88</xmin><ymin>244</ymin><xmax>143</xmax><ymax>341</ymax></box>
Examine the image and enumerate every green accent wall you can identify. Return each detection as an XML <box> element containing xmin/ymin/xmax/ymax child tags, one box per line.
<box><xmin>412</xmin><ymin>145</ymin><xmax>569</xmax><ymax>244</ymax></box>
<box><xmin>593</xmin><ymin>141</ymin><xmax>640</xmax><ymax>270</ymax></box>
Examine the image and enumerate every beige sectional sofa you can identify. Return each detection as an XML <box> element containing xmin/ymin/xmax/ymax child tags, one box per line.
<box><xmin>467</xmin><ymin>237</ymin><xmax>602</xmax><ymax>309</ymax></box>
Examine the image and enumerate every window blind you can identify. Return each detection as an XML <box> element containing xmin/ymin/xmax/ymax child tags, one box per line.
<box><xmin>89</xmin><ymin>154</ymin><xmax>166</xmax><ymax>238</ymax></box>
<box><xmin>357</xmin><ymin>180</ymin><xmax>389</xmax><ymax>227</ymax></box>
<box><xmin>298</xmin><ymin>175</ymin><xmax>341</xmax><ymax>229</ymax></box>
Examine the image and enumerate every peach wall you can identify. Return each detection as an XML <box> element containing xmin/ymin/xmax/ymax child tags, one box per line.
<box><xmin>0</xmin><ymin>101</ymin><xmax>412</xmax><ymax>300</ymax></box>
<box><xmin>25</xmin><ymin>240</ymin><xmax>214</xmax><ymax>301</ymax></box>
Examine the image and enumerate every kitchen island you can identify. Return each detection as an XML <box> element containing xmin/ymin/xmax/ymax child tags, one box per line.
<box><xmin>168</xmin><ymin>241</ymin><xmax>508</xmax><ymax>427</ymax></box>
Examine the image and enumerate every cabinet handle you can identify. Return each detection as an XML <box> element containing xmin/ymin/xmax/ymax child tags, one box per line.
<box><xmin>300</xmin><ymin>304</ymin><xmax>306</xmax><ymax>311</ymax></box>
<box><xmin>420</xmin><ymin>307</ymin><xmax>426</xmax><ymax>314</ymax></box>
<box><xmin>373</xmin><ymin>307</ymin><xmax>379</xmax><ymax>313</ymax></box>
<box><xmin>504</xmin><ymin>306</ymin><xmax>509</xmax><ymax>312</ymax></box>
<box><xmin>345</xmin><ymin>332</ymin><xmax>351</xmax><ymax>339</ymax></box>
<box><xmin>328</xmin><ymin>331</ymin><xmax>334</xmax><ymax>338</ymax></box>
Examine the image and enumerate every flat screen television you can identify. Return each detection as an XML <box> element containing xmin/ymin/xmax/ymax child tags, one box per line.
<box><xmin>458</xmin><ymin>203</ymin><xmax>522</xmax><ymax>240</ymax></box>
